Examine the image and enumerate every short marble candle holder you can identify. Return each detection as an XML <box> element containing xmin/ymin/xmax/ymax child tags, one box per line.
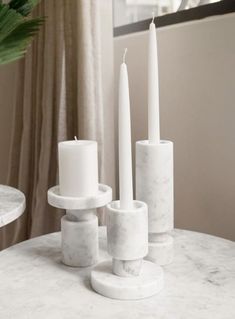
<box><xmin>136</xmin><ymin>140</ymin><xmax>174</xmax><ymax>265</ymax></box>
<box><xmin>91</xmin><ymin>200</ymin><xmax>164</xmax><ymax>300</ymax></box>
<box><xmin>47</xmin><ymin>184</ymin><xmax>112</xmax><ymax>267</ymax></box>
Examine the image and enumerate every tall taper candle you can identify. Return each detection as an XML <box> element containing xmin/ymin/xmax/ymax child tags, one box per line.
<box><xmin>119</xmin><ymin>49</ymin><xmax>133</xmax><ymax>210</ymax></box>
<box><xmin>148</xmin><ymin>14</ymin><xmax>160</xmax><ymax>144</ymax></box>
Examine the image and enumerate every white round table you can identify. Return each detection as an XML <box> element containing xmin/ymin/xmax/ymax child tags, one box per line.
<box><xmin>0</xmin><ymin>227</ymin><xmax>234</xmax><ymax>319</ymax></box>
<box><xmin>0</xmin><ymin>185</ymin><xmax>25</xmax><ymax>227</ymax></box>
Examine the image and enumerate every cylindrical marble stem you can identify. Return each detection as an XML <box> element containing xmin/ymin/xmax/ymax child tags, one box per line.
<box><xmin>148</xmin><ymin>233</ymin><xmax>174</xmax><ymax>265</ymax></box>
<box><xmin>149</xmin><ymin>232</ymin><xmax>170</xmax><ymax>243</ymax></box>
<box><xmin>61</xmin><ymin>210</ymin><xmax>98</xmax><ymax>267</ymax></box>
<box><xmin>107</xmin><ymin>200</ymin><xmax>148</xmax><ymax>277</ymax></box>
<box><xmin>136</xmin><ymin>140</ymin><xmax>174</xmax><ymax>265</ymax></box>
<box><xmin>112</xmin><ymin>258</ymin><xmax>142</xmax><ymax>277</ymax></box>
<box><xmin>66</xmin><ymin>209</ymin><xmax>96</xmax><ymax>221</ymax></box>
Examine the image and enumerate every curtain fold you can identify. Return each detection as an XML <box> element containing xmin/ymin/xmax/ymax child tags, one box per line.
<box><xmin>0</xmin><ymin>0</ymin><xmax>115</xmax><ymax>250</ymax></box>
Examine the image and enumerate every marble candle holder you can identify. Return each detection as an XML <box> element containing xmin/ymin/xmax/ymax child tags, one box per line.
<box><xmin>48</xmin><ymin>184</ymin><xmax>112</xmax><ymax>267</ymax></box>
<box><xmin>91</xmin><ymin>200</ymin><xmax>164</xmax><ymax>300</ymax></box>
<box><xmin>136</xmin><ymin>140</ymin><xmax>174</xmax><ymax>265</ymax></box>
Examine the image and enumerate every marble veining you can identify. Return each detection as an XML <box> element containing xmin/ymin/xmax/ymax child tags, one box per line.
<box><xmin>0</xmin><ymin>185</ymin><xmax>25</xmax><ymax>227</ymax></box>
<box><xmin>61</xmin><ymin>215</ymin><xmax>98</xmax><ymax>267</ymax></box>
<box><xmin>136</xmin><ymin>140</ymin><xmax>174</xmax><ymax>266</ymax></box>
<box><xmin>112</xmin><ymin>258</ymin><xmax>142</xmax><ymax>277</ymax></box>
<box><xmin>136</xmin><ymin>141</ymin><xmax>174</xmax><ymax>233</ymax></box>
<box><xmin>0</xmin><ymin>228</ymin><xmax>235</xmax><ymax>318</ymax></box>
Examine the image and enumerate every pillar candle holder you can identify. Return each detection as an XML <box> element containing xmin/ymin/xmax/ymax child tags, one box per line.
<box><xmin>91</xmin><ymin>200</ymin><xmax>164</xmax><ymax>300</ymax></box>
<box><xmin>136</xmin><ymin>140</ymin><xmax>174</xmax><ymax>265</ymax></box>
<box><xmin>48</xmin><ymin>184</ymin><xmax>112</xmax><ymax>267</ymax></box>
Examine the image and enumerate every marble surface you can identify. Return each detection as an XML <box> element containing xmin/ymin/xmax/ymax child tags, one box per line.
<box><xmin>0</xmin><ymin>185</ymin><xmax>25</xmax><ymax>228</ymax></box>
<box><xmin>0</xmin><ymin>227</ymin><xmax>235</xmax><ymax>318</ymax></box>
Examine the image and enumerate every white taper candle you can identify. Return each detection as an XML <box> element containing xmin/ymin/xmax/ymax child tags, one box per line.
<box><xmin>148</xmin><ymin>13</ymin><xmax>160</xmax><ymax>144</ymax></box>
<box><xmin>119</xmin><ymin>49</ymin><xmax>133</xmax><ymax>209</ymax></box>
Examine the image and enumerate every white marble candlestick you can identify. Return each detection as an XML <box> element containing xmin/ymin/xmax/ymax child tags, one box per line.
<box><xmin>91</xmin><ymin>200</ymin><xmax>164</xmax><ymax>300</ymax></box>
<box><xmin>136</xmin><ymin>140</ymin><xmax>174</xmax><ymax>265</ymax></box>
<box><xmin>48</xmin><ymin>184</ymin><xmax>112</xmax><ymax>267</ymax></box>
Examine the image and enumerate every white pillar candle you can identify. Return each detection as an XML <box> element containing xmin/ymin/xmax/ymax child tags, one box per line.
<box><xmin>148</xmin><ymin>14</ymin><xmax>160</xmax><ymax>144</ymax></box>
<box><xmin>58</xmin><ymin>139</ymin><xmax>98</xmax><ymax>197</ymax></box>
<box><xmin>119</xmin><ymin>49</ymin><xmax>133</xmax><ymax>209</ymax></box>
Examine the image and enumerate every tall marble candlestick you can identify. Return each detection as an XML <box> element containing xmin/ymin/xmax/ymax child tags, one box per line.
<box><xmin>136</xmin><ymin>140</ymin><xmax>174</xmax><ymax>265</ymax></box>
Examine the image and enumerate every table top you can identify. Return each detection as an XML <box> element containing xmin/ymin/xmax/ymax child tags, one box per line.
<box><xmin>0</xmin><ymin>185</ymin><xmax>25</xmax><ymax>228</ymax></box>
<box><xmin>0</xmin><ymin>227</ymin><xmax>234</xmax><ymax>319</ymax></box>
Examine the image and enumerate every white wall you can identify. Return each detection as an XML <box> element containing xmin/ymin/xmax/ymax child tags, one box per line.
<box><xmin>114</xmin><ymin>13</ymin><xmax>235</xmax><ymax>241</ymax></box>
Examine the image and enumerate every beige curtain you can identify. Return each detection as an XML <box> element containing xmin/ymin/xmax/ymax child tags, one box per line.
<box><xmin>0</xmin><ymin>0</ymin><xmax>115</xmax><ymax>250</ymax></box>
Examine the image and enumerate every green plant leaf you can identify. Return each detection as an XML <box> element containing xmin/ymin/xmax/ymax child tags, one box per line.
<box><xmin>9</xmin><ymin>0</ymin><xmax>40</xmax><ymax>16</ymax></box>
<box><xmin>0</xmin><ymin>3</ymin><xmax>44</xmax><ymax>65</ymax></box>
<box><xmin>0</xmin><ymin>4</ymin><xmax>24</xmax><ymax>42</ymax></box>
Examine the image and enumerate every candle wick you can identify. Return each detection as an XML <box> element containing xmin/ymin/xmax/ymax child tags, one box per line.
<box><xmin>123</xmin><ymin>48</ymin><xmax>128</xmax><ymax>64</ymax></box>
<box><xmin>151</xmin><ymin>12</ymin><xmax>155</xmax><ymax>23</ymax></box>
<box><xmin>74</xmin><ymin>136</ymin><xmax>78</xmax><ymax>140</ymax></box>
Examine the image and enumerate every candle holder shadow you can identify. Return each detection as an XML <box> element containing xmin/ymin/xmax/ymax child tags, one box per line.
<box><xmin>91</xmin><ymin>200</ymin><xmax>164</xmax><ymax>300</ymax></box>
<box><xmin>136</xmin><ymin>140</ymin><xmax>174</xmax><ymax>265</ymax></box>
<box><xmin>47</xmin><ymin>184</ymin><xmax>112</xmax><ymax>267</ymax></box>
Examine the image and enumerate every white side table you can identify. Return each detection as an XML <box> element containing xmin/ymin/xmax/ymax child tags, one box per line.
<box><xmin>0</xmin><ymin>227</ymin><xmax>234</xmax><ymax>318</ymax></box>
<box><xmin>0</xmin><ymin>185</ymin><xmax>25</xmax><ymax>227</ymax></box>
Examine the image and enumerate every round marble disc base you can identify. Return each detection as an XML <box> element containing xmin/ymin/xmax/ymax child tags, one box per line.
<box><xmin>48</xmin><ymin>184</ymin><xmax>112</xmax><ymax>210</ymax></box>
<box><xmin>146</xmin><ymin>235</ymin><xmax>174</xmax><ymax>266</ymax></box>
<box><xmin>91</xmin><ymin>260</ymin><xmax>164</xmax><ymax>300</ymax></box>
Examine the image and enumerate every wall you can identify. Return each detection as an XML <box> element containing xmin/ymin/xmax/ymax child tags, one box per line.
<box><xmin>114</xmin><ymin>12</ymin><xmax>235</xmax><ymax>241</ymax></box>
<box><xmin>0</xmin><ymin>11</ymin><xmax>234</xmax><ymax>241</ymax></box>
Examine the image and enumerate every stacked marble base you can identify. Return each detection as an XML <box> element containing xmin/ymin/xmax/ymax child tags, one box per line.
<box><xmin>47</xmin><ymin>184</ymin><xmax>112</xmax><ymax>267</ymax></box>
<box><xmin>91</xmin><ymin>200</ymin><xmax>164</xmax><ymax>300</ymax></box>
<box><xmin>136</xmin><ymin>140</ymin><xmax>174</xmax><ymax>265</ymax></box>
